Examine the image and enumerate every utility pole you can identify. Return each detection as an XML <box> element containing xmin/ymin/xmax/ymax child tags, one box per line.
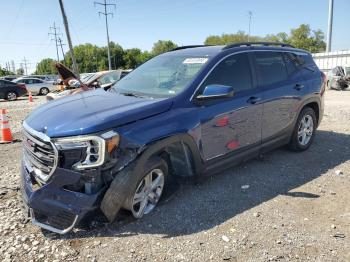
<box><xmin>58</xmin><ymin>37</ymin><xmax>66</xmax><ymax>64</ymax></box>
<box><xmin>58</xmin><ymin>0</ymin><xmax>79</xmax><ymax>76</ymax></box>
<box><xmin>11</xmin><ymin>60</ymin><xmax>15</xmax><ymax>74</ymax></box>
<box><xmin>248</xmin><ymin>11</ymin><xmax>253</xmax><ymax>42</ymax></box>
<box><xmin>22</xmin><ymin>57</ymin><xmax>28</xmax><ymax>75</ymax></box>
<box><xmin>49</xmin><ymin>22</ymin><xmax>61</xmax><ymax>62</ymax></box>
<box><xmin>326</xmin><ymin>0</ymin><xmax>334</xmax><ymax>52</ymax></box>
<box><xmin>94</xmin><ymin>0</ymin><xmax>116</xmax><ymax>70</ymax></box>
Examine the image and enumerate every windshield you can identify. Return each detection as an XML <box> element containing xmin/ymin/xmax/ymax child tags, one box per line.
<box><xmin>112</xmin><ymin>54</ymin><xmax>209</xmax><ymax>98</ymax></box>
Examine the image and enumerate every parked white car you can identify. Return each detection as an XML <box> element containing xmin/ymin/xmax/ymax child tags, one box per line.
<box><xmin>13</xmin><ymin>77</ymin><xmax>54</xmax><ymax>95</ymax></box>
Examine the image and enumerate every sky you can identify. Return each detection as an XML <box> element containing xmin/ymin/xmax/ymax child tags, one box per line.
<box><xmin>0</xmin><ymin>0</ymin><xmax>349</xmax><ymax>74</ymax></box>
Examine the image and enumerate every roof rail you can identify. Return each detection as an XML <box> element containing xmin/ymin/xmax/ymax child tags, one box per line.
<box><xmin>223</xmin><ymin>42</ymin><xmax>294</xmax><ymax>50</ymax></box>
<box><xmin>171</xmin><ymin>45</ymin><xmax>210</xmax><ymax>51</ymax></box>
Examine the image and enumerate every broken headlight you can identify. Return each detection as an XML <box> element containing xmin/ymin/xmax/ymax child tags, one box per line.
<box><xmin>53</xmin><ymin>131</ymin><xmax>119</xmax><ymax>170</ymax></box>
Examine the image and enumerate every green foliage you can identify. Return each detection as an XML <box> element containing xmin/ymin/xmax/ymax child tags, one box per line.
<box><xmin>151</xmin><ymin>40</ymin><xmax>177</xmax><ymax>56</ymax></box>
<box><xmin>288</xmin><ymin>24</ymin><xmax>326</xmax><ymax>53</ymax></box>
<box><xmin>35</xmin><ymin>58</ymin><xmax>56</xmax><ymax>75</ymax></box>
<box><xmin>0</xmin><ymin>67</ymin><xmax>15</xmax><ymax>77</ymax></box>
<box><xmin>204</xmin><ymin>24</ymin><xmax>325</xmax><ymax>53</ymax></box>
<box><xmin>16</xmin><ymin>68</ymin><xmax>24</xmax><ymax>75</ymax></box>
<box><xmin>35</xmin><ymin>24</ymin><xmax>326</xmax><ymax>75</ymax></box>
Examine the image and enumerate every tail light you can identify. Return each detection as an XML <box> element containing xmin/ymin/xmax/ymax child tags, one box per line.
<box><xmin>18</xmin><ymin>83</ymin><xmax>27</xmax><ymax>90</ymax></box>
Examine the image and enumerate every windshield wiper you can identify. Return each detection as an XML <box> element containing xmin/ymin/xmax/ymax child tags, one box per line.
<box><xmin>120</xmin><ymin>92</ymin><xmax>146</xmax><ymax>98</ymax></box>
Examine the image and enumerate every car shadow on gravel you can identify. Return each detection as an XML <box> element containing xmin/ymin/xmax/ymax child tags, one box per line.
<box><xmin>53</xmin><ymin>129</ymin><xmax>350</xmax><ymax>240</ymax></box>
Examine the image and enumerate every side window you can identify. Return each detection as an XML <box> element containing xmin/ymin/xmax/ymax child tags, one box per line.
<box><xmin>283</xmin><ymin>52</ymin><xmax>299</xmax><ymax>76</ymax></box>
<box><xmin>201</xmin><ymin>53</ymin><xmax>253</xmax><ymax>93</ymax></box>
<box><xmin>27</xmin><ymin>79</ymin><xmax>34</xmax><ymax>84</ymax></box>
<box><xmin>0</xmin><ymin>80</ymin><xmax>3</xmax><ymax>86</ymax></box>
<box><xmin>254</xmin><ymin>52</ymin><xmax>288</xmax><ymax>86</ymax></box>
<box><xmin>34</xmin><ymin>79</ymin><xmax>43</xmax><ymax>84</ymax></box>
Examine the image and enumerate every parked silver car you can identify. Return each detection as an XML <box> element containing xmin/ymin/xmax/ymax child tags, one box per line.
<box><xmin>13</xmin><ymin>77</ymin><xmax>54</xmax><ymax>95</ymax></box>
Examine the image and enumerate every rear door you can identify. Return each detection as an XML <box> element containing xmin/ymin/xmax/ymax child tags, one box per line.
<box><xmin>196</xmin><ymin>52</ymin><xmax>263</xmax><ymax>160</ymax></box>
<box><xmin>253</xmin><ymin>51</ymin><xmax>306</xmax><ymax>143</ymax></box>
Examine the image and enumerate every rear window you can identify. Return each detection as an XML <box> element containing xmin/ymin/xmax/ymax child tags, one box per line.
<box><xmin>254</xmin><ymin>52</ymin><xmax>288</xmax><ymax>86</ymax></box>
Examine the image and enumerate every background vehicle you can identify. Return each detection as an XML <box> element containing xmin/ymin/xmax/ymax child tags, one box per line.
<box><xmin>46</xmin><ymin>67</ymin><xmax>132</xmax><ymax>100</ymax></box>
<box><xmin>327</xmin><ymin>65</ymin><xmax>350</xmax><ymax>90</ymax></box>
<box><xmin>21</xmin><ymin>42</ymin><xmax>325</xmax><ymax>233</ymax></box>
<box><xmin>22</xmin><ymin>75</ymin><xmax>57</xmax><ymax>83</ymax></box>
<box><xmin>14</xmin><ymin>77</ymin><xmax>54</xmax><ymax>95</ymax></box>
<box><xmin>0</xmin><ymin>79</ymin><xmax>27</xmax><ymax>101</ymax></box>
<box><xmin>0</xmin><ymin>75</ymin><xmax>19</xmax><ymax>81</ymax></box>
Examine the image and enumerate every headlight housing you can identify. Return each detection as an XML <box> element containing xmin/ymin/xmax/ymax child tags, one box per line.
<box><xmin>53</xmin><ymin>131</ymin><xmax>119</xmax><ymax>170</ymax></box>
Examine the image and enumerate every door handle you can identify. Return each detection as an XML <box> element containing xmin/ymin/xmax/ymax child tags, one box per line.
<box><xmin>247</xmin><ymin>96</ymin><xmax>261</xmax><ymax>104</ymax></box>
<box><xmin>294</xmin><ymin>83</ymin><xmax>305</xmax><ymax>90</ymax></box>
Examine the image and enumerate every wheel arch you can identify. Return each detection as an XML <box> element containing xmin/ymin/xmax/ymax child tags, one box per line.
<box><xmin>134</xmin><ymin>134</ymin><xmax>204</xmax><ymax>180</ymax></box>
<box><xmin>298</xmin><ymin>98</ymin><xmax>321</xmax><ymax>126</ymax></box>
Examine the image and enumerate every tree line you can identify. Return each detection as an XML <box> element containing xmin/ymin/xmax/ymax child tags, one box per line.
<box><xmin>0</xmin><ymin>24</ymin><xmax>326</xmax><ymax>76</ymax></box>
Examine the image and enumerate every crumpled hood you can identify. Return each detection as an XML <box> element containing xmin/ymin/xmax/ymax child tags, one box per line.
<box><xmin>25</xmin><ymin>89</ymin><xmax>173</xmax><ymax>137</ymax></box>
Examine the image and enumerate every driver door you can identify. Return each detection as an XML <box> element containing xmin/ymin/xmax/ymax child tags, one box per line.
<box><xmin>196</xmin><ymin>53</ymin><xmax>263</xmax><ymax>160</ymax></box>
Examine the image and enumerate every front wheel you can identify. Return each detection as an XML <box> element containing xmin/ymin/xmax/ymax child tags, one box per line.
<box><xmin>124</xmin><ymin>158</ymin><xmax>168</xmax><ymax>219</ymax></box>
<box><xmin>288</xmin><ymin>107</ymin><xmax>317</xmax><ymax>151</ymax></box>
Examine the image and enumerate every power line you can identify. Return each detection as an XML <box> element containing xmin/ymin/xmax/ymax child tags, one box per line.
<box><xmin>49</xmin><ymin>22</ymin><xmax>62</xmax><ymax>62</ymax></box>
<box><xmin>94</xmin><ymin>0</ymin><xmax>116</xmax><ymax>70</ymax></box>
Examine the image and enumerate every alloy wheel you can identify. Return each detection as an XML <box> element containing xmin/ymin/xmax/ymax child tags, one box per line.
<box><xmin>298</xmin><ymin>114</ymin><xmax>314</xmax><ymax>146</ymax></box>
<box><xmin>131</xmin><ymin>168</ymin><xmax>165</xmax><ymax>218</ymax></box>
<box><xmin>7</xmin><ymin>92</ymin><xmax>17</xmax><ymax>101</ymax></box>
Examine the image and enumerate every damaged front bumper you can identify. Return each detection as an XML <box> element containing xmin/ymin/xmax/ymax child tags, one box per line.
<box><xmin>20</xmin><ymin>162</ymin><xmax>105</xmax><ymax>234</ymax></box>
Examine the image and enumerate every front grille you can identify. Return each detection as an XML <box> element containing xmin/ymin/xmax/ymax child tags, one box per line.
<box><xmin>22</xmin><ymin>128</ymin><xmax>58</xmax><ymax>182</ymax></box>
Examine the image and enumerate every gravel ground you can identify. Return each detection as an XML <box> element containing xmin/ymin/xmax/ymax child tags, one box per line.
<box><xmin>0</xmin><ymin>91</ymin><xmax>349</xmax><ymax>262</ymax></box>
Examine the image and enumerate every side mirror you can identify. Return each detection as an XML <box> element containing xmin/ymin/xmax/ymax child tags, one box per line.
<box><xmin>196</xmin><ymin>85</ymin><xmax>234</xmax><ymax>100</ymax></box>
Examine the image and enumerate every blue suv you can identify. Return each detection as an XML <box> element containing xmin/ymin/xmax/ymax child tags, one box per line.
<box><xmin>21</xmin><ymin>42</ymin><xmax>325</xmax><ymax>233</ymax></box>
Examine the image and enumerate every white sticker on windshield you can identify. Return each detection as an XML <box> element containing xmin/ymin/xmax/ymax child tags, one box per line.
<box><xmin>183</xmin><ymin>58</ymin><xmax>208</xmax><ymax>64</ymax></box>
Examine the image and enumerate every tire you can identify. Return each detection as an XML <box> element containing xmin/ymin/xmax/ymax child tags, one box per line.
<box><xmin>39</xmin><ymin>87</ymin><xmax>50</xmax><ymax>95</ymax></box>
<box><xmin>5</xmin><ymin>91</ymin><xmax>18</xmax><ymax>101</ymax></box>
<box><xmin>101</xmin><ymin>157</ymin><xmax>169</xmax><ymax>222</ymax></box>
<box><xmin>288</xmin><ymin>107</ymin><xmax>317</xmax><ymax>151</ymax></box>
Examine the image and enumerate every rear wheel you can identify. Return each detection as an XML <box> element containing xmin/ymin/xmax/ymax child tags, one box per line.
<box><xmin>288</xmin><ymin>107</ymin><xmax>317</xmax><ymax>151</ymax></box>
<box><xmin>39</xmin><ymin>87</ymin><xmax>49</xmax><ymax>95</ymax></box>
<box><xmin>6</xmin><ymin>91</ymin><xmax>17</xmax><ymax>101</ymax></box>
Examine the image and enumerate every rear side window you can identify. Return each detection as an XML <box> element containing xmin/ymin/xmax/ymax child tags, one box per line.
<box><xmin>283</xmin><ymin>52</ymin><xmax>299</xmax><ymax>75</ymax></box>
<box><xmin>34</xmin><ymin>79</ymin><xmax>43</xmax><ymax>84</ymax></box>
<box><xmin>201</xmin><ymin>53</ymin><xmax>253</xmax><ymax>93</ymax></box>
<box><xmin>254</xmin><ymin>52</ymin><xmax>288</xmax><ymax>86</ymax></box>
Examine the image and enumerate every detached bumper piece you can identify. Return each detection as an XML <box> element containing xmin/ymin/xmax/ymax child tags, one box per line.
<box><xmin>21</xmin><ymin>164</ymin><xmax>104</xmax><ymax>234</ymax></box>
